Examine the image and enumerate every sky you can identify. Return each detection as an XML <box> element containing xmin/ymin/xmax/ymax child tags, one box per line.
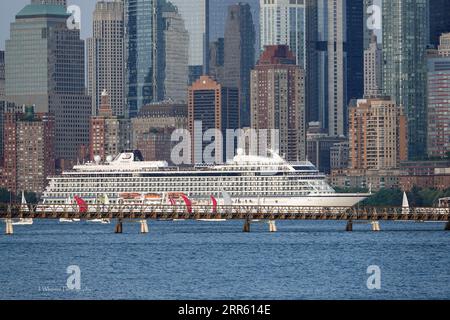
<box><xmin>0</xmin><ymin>0</ymin><xmax>96</xmax><ymax>50</ymax></box>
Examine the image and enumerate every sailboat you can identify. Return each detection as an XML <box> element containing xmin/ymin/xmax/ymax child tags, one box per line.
<box><xmin>59</xmin><ymin>196</ymin><xmax>80</xmax><ymax>223</ymax></box>
<box><xmin>88</xmin><ymin>194</ymin><xmax>111</xmax><ymax>224</ymax></box>
<box><xmin>197</xmin><ymin>193</ymin><xmax>228</xmax><ymax>222</ymax></box>
<box><xmin>12</xmin><ymin>192</ymin><xmax>33</xmax><ymax>225</ymax></box>
<box><xmin>402</xmin><ymin>192</ymin><xmax>410</xmax><ymax>215</ymax></box>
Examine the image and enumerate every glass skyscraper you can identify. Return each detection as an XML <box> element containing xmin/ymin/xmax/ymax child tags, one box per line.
<box><xmin>209</xmin><ymin>0</ymin><xmax>260</xmax><ymax>53</ymax></box>
<box><xmin>315</xmin><ymin>0</ymin><xmax>364</xmax><ymax>137</ymax></box>
<box><xmin>260</xmin><ymin>0</ymin><xmax>306</xmax><ymax>68</ymax></box>
<box><xmin>125</xmin><ymin>0</ymin><xmax>158</xmax><ymax>117</ymax></box>
<box><xmin>5</xmin><ymin>2</ymin><xmax>91</xmax><ymax>163</ymax></box>
<box><xmin>429</xmin><ymin>0</ymin><xmax>450</xmax><ymax>48</ymax></box>
<box><xmin>223</xmin><ymin>3</ymin><xmax>255</xmax><ymax>127</ymax></box>
<box><xmin>382</xmin><ymin>0</ymin><xmax>428</xmax><ymax>159</ymax></box>
<box><xmin>170</xmin><ymin>0</ymin><xmax>209</xmax><ymax>83</ymax></box>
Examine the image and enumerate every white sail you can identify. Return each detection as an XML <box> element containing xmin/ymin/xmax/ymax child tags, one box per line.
<box><xmin>13</xmin><ymin>191</ymin><xmax>33</xmax><ymax>225</ymax></box>
<box><xmin>20</xmin><ymin>191</ymin><xmax>29</xmax><ymax>212</ymax></box>
<box><xmin>402</xmin><ymin>192</ymin><xmax>410</xmax><ymax>215</ymax></box>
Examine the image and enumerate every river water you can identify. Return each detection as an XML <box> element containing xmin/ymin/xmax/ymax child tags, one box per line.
<box><xmin>0</xmin><ymin>220</ymin><xmax>448</xmax><ymax>300</ymax></box>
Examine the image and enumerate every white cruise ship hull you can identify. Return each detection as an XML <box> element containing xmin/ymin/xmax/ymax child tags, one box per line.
<box><xmin>225</xmin><ymin>194</ymin><xmax>369</xmax><ymax>207</ymax></box>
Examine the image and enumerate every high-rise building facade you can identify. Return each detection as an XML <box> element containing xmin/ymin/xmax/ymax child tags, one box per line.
<box><xmin>260</xmin><ymin>0</ymin><xmax>318</xmax><ymax>125</ymax></box>
<box><xmin>209</xmin><ymin>0</ymin><xmax>259</xmax><ymax>48</ymax></box>
<box><xmin>125</xmin><ymin>0</ymin><xmax>158</xmax><ymax>117</ymax></box>
<box><xmin>188</xmin><ymin>75</ymin><xmax>239</xmax><ymax>164</ymax></box>
<box><xmin>170</xmin><ymin>0</ymin><xmax>209</xmax><ymax>83</ymax></box>
<box><xmin>125</xmin><ymin>0</ymin><xmax>188</xmax><ymax>114</ymax></box>
<box><xmin>251</xmin><ymin>45</ymin><xmax>305</xmax><ymax>161</ymax></box>
<box><xmin>0</xmin><ymin>51</ymin><xmax>4</xmax><ymax>100</ymax></box>
<box><xmin>330</xmin><ymin>142</ymin><xmax>349</xmax><ymax>171</ymax></box>
<box><xmin>209</xmin><ymin>38</ymin><xmax>225</xmax><ymax>81</ymax></box>
<box><xmin>364</xmin><ymin>34</ymin><xmax>382</xmax><ymax>97</ymax></box>
<box><xmin>2</xmin><ymin>106</ymin><xmax>55</xmax><ymax>194</ymax></box>
<box><xmin>88</xmin><ymin>0</ymin><xmax>125</xmax><ymax>116</ymax></box>
<box><xmin>427</xmin><ymin>33</ymin><xmax>450</xmax><ymax>158</ymax></box>
<box><xmin>348</xmin><ymin>98</ymin><xmax>408</xmax><ymax>170</ymax></box>
<box><xmin>429</xmin><ymin>0</ymin><xmax>450</xmax><ymax>48</ymax></box>
<box><xmin>223</xmin><ymin>3</ymin><xmax>255</xmax><ymax>127</ymax></box>
<box><xmin>315</xmin><ymin>0</ymin><xmax>364</xmax><ymax>137</ymax></box>
<box><xmin>382</xmin><ymin>0</ymin><xmax>428</xmax><ymax>158</ymax></box>
<box><xmin>161</xmin><ymin>5</ymin><xmax>189</xmax><ymax>102</ymax></box>
<box><xmin>132</xmin><ymin>101</ymin><xmax>188</xmax><ymax>163</ymax></box>
<box><xmin>260</xmin><ymin>0</ymin><xmax>307</xmax><ymax>67</ymax></box>
<box><xmin>89</xmin><ymin>90</ymin><xmax>131</xmax><ymax>161</ymax></box>
<box><xmin>5</xmin><ymin>3</ymin><xmax>91</xmax><ymax>164</ymax></box>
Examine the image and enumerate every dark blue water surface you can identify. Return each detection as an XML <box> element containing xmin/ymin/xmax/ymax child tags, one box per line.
<box><xmin>0</xmin><ymin>220</ymin><xmax>449</xmax><ymax>300</ymax></box>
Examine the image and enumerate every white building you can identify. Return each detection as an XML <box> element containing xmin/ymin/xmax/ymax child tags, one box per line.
<box><xmin>259</xmin><ymin>0</ymin><xmax>306</xmax><ymax>67</ymax></box>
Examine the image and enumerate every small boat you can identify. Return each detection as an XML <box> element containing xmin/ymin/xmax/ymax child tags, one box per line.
<box><xmin>13</xmin><ymin>192</ymin><xmax>33</xmax><ymax>225</ymax></box>
<box><xmin>12</xmin><ymin>219</ymin><xmax>33</xmax><ymax>226</ymax></box>
<box><xmin>59</xmin><ymin>196</ymin><xmax>79</xmax><ymax>223</ymax></box>
<box><xmin>196</xmin><ymin>219</ymin><xmax>227</xmax><ymax>222</ymax></box>
<box><xmin>172</xmin><ymin>219</ymin><xmax>186</xmax><ymax>222</ymax></box>
<box><xmin>87</xmin><ymin>219</ymin><xmax>110</xmax><ymax>224</ymax></box>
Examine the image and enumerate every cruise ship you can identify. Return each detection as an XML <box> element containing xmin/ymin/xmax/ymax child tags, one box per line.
<box><xmin>41</xmin><ymin>150</ymin><xmax>369</xmax><ymax>207</ymax></box>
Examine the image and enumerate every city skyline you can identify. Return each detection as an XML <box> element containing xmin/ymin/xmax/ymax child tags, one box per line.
<box><xmin>1</xmin><ymin>0</ymin><xmax>450</xmax><ymax>186</ymax></box>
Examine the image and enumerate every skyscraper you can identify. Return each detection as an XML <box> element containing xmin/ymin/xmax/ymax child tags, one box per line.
<box><xmin>346</xmin><ymin>0</ymin><xmax>365</xmax><ymax>103</ymax></box>
<box><xmin>170</xmin><ymin>0</ymin><xmax>209</xmax><ymax>83</ymax></box>
<box><xmin>260</xmin><ymin>0</ymin><xmax>318</xmax><ymax>124</ymax></box>
<box><xmin>89</xmin><ymin>90</ymin><xmax>131</xmax><ymax>161</ymax></box>
<box><xmin>5</xmin><ymin>3</ymin><xmax>91</xmax><ymax>164</ymax></box>
<box><xmin>88</xmin><ymin>0</ymin><xmax>125</xmax><ymax>116</ymax></box>
<box><xmin>2</xmin><ymin>106</ymin><xmax>55</xmax><ymax>194</ymax></box>
<box><xmin>132</xmin><ymin>101</ymin><xmax>188</xmax><ymax>163</ymax></box>
<box><xmin>188</xmin><ymin>75</ymin><xmax>239</xmax><ymax>164</ymax></box>
<box><xmin>260</xmin><ymin>0</ymin><xmax>307</xmax><ymax>67</ymax></box>
<box><xmin>209</xmin><ymin>38</ymin><xmax>225</xmax><ymax>81</ymax></box>
<box><xmin>209</xmin><ymin>0</ymin><xmax>260</xmax><ymax>47</ymax></box>
<box><xmin>160</xmin><ymin>3</ymin><xmax>189</xmax><ymax>102</ymax></box>
<box><xmin>427</xmin><ymin>33</ymin><xmax>450</xmax><ymax>158</ymax></box>
<box><xmin>364</xmin><ymin>34</ymin><xmax>382</xmax><ymax>97</ymax></box>
<box><xmin>223</xmin><ymin>3</ymin><xmax>255</xmax><ymax>127</ymax></box>
<box><xmin>125</xmin><ymin>0</ymin><xmax>158</xmax><ymax>117</ymax></box>
<box><xmin>251</xmin><ymin>45</ymin><xmax>305</xmax><ymax>161</ymax></box>
<box><xmin>315</xmin><ymin>0</ymin><xmax>364</xmax><ymax>137</ymax></box>
<box><xmin>348</xmin><ymin>98</ymin><xmax>408</xmax><ymax>170</ymax></box>
<box><xmin>0</xmin><ymin>51</ymin><xmax>4</xmax><ymax>100</ymax></box>
<box><xmin>382</xmin><ymin>0</ymin><xmax>428</xmax><ymax>158</ymax></box>
<box><xmin>429</xmin><ymin>0</ymin><xmax>450</xmax><ymax>48</ymax></box>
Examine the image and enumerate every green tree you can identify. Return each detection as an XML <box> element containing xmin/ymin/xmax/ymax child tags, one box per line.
<box><xmin>360</xmin><ymin>188</ymin><xmax>403</xmax><ymax>207</ymax></box>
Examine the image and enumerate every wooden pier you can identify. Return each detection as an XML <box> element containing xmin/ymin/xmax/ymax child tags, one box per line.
<box><xmin>1</xmin><ymin>204</ymin><xmax>449</xmax><ymax>234</ymax></box>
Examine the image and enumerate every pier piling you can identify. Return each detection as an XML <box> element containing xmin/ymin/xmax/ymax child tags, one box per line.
<box><xmin>5</xmin><ymin>219</ymin><xmax>13</xmax><ymax>235</ymax></box>
<box><xmin>140</xmin><ymin>220</ymin><xmax>149</xmax><ymax>234</ymax></box>
<box><xmin>346</xmin><ymin>220</ymin><xmax>353</xmax><ymax>232</ymax></box>
<box><xmin>371</xmin><ymin>221</ymin><xmax>381</xmax><ymax>232</ymax></box>
<box><xmin>243</xmin><ymin>218</ymin><xmax>251</xmax><ymax>233</ymax></box>
<box><xmin>115</xmin><ymin>219</ymin><xmax>123</xmax><ymax>234</ymax></box>
<box><xmin>268</xmin><ymin>220</ymin><xmax>277</xmax><ymax>232</ymax></box>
